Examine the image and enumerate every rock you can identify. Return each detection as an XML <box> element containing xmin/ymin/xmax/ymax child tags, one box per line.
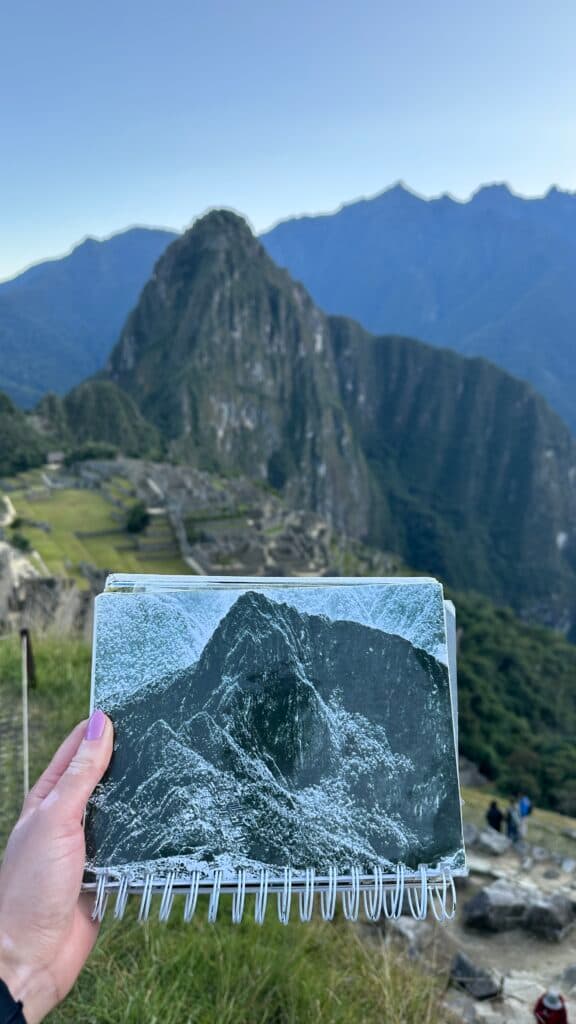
<box><xmin>501</xmin><ymin>972</ymin><xmax>546</xmax><ymax>1019</ymax></box>
<box><xmin>467</xmin><ymin>853</ymin><xmax>504</xmax><ymax>879</ymax></box>
<box><xmin>531</xmin><ymin>846</ymin><xmax>551</xmax><ymax>862</ymax></box>
<box><xmin>455</xmin><ymin>874</ymin><xmax>474</xmax><ymax>894</ymax></box>
<box><xmin>451</xmin><ymin>951</ymin><xmax>502</xmax><ymax>1000</ymax></box>
<box><xmin>464</xmin><ymin>823</ymin><xmax>480</xmax><ymax>847</ymax></box>
<box><xmin>513</xmin><ymin>839</ymin><xmax>530</xmax><ymax>858</ymax></box>
<box><xmin>524</xmin><ymin>893</ymin><xmax>575</xmax><ymax>941</ymax></box>
<box><xmin>474</xmin><ymin>1005</ymin><xmax>522</xmax><ymax>1023</ymax></box>
<box><xmin>561</xmin><ymin>858</ymin><xmax>576</xmax><ymax>874</ymax></box>
<box><xmin>463</xmin><ymin>880</ymin><xmax>527</xmax><ymax>932</ymax></box>
<box><xmin>560</xmin><ymin>964</ymin><xmax>576</xmax><ymax>990</ymax></box>
<box><xmin>520</xmin><ymin>857</ymin><xmax>534</xmax><ymax>872</ymax></box>
<box><xmin>443</xmin><ymin>988</ymin><xmax>479</xmax><ymax>1023</ymax></box>
<box><xmin>562</xmin><ymin>829</ymin><xmax>576</xmax><ymax>842</ymax></box>
<box><xmin>543</xmin><ymin>868</ymin><xmax>561</xmax><ymax>880</ymax></box>
<box><xmin>502</xmin><ymin>972</ymin><xmax>541</xmax><ymax>1003</ymax></box>
<box><xmin>384</xmin><ymin>916</ymin><xmax>434</xmax><ymax>959</ymax></box>
<box><xmin>459</xmin><ymin>757</ymin><xmax>489</xmax><ymax>787</ymax></box>
<box><xmin>476</xmin><ymin>830</ymin><xmax>512</xmax><ymax>856</ymax></box>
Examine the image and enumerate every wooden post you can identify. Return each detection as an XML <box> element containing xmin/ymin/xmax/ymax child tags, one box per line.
<box><xmin>19</xmin><ymin>629</ymin><xmax>30</xmax><ymax>796</ymax></box>
<box><xmin>19</xmin><ymin>627</ymin><xmax>37</xmax><ymax>688</ymax></box>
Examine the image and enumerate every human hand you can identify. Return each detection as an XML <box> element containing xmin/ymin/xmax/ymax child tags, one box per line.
<box><xmin>0</xmin><ymin>711</ymin><xmax>113</xmax><ymax>1023</ymax></box>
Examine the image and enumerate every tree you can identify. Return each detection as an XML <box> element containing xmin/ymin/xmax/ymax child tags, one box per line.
<box><xmin>126</xmin><ymin>501</ymin><xmax>150</xmax><ymax>534</ymax></box>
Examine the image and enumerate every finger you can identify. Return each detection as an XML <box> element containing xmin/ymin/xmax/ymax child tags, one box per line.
<box><xmin>23</xmin><ymin>720</ymin><xmax>88</xmax><ymax>812</ymax></box>
<box><xmin>49</xmin><ymin>711</ymin><xmax>114</xmax><ymax>822</ymax></box>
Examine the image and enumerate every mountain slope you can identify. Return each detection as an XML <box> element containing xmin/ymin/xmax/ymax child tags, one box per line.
<box><xmin>105</xmin><ymin>211</ymin><xmax>576</xmax><ymax>635</ymax></box>
<box><xmin>454</xmin><ymin>590</ymin><xmax>576</xmax><ymax>814</ymax></box>
<box><xmin>35</xmin><ymin>380</ymin><xmax>161</xmax><ymax>457</ymax></box>
<box><xmin>0</xmin><ymin>392</ymin><xmax>47</xmax><ymax>475</ymax></box>
<box><xmin>107</xmin><ymin>210</ymin><xmax>371</xmax><ymax>538</ymax></box>
<box><xmin>0</xmin><ymin>227</ymin><xmax>177</xmax><ymax>407</ymax></box>
<box><xmin>261</xmin><ymin>183</ymin><xmax>576</xmax><ymax>433</ymax></box>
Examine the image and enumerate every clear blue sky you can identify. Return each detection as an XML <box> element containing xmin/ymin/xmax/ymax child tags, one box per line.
<box><xmin>1</xmin><ymin>0</ymin><xmax>575</xmax><ymax>279</ymax></box>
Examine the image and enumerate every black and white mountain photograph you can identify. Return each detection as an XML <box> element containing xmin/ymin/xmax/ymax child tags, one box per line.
<box><xmin>85</xmin><ymin>580</ymin><xmax>464</xmax><ymax>880</ymax></box>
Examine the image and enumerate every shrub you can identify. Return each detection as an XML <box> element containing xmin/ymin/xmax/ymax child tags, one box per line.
<box><xmin>65</xmin><ymin>441</ymin><xmax>118</xmax><ymax>465</ymax></box>
<box><xmin>126</xmin><ymin>501</ymin><xmax>150</xmax><ymax>533</ymax></box>
<box><xmin>10</xmin><ymin>530</ymin><xmax>31</xmax><ymax>552</ymax></box>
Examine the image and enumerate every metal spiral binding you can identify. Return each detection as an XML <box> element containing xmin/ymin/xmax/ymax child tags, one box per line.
<box><xmin>429</xmin><ymin>870</ymin><xmax>456</xmax><ymax>922</ymax></box>
<box><xmin>298</xmin><ymin>867</ymin><xmax>315</xmax><ymax>922</ymax></box>
<box><xmin>277</xmin><ymin>866</ymin><xmax>292</xmax><ymax>925</ymax></box>
<box><xmin>319</xmin><ymin>865</ymin><xmax>338</xmax><ymax>921</ymax></box>
<box><xmin>254</xmin><ymin>868</ymin><xmax>270</xmax><ymax>925</ymax></box>
<box><xmin>363</xmin><ymin>865</ymin><xmax>383</xmax><ymax>921</ymax></box>
<box><xmin>89</xmin><ymin>863</ymin><xmax>457</xmax><ymax>924</ymax></box>
<box><xmin>207</xmin><ymin>868</ymin><xmax>223</xmax><ymax>923</ymax></box>
<box><xmin>341</xmin><ymin>865</ymin><xmax>361</xmax><ymax>921</ymax></box>
<box><xmin>114</xmin><ymin>874</ymin><xmax>130</xmax><ymax>919</ymax></box>
<box><xmin>382</xmin><ymin>863</ymin><xmax>405</xmax><ymax>919</ymax></box>
<box><xmin>138</xmin><ymin>872</ymin><xmax>154</xmax><ymax>922</ymax></box>
<box><xmin>183</xmin><ymin>870</ymin><xmax>201</xmax><ymax>922</ymax></box>
<box><xmin>232</xmin><ymin>868</ymin><xmax>246</xmax><ymax>924</ymax></box>
<box><xmin>159</xmin><ymin>870</ymin><xmax>177</xmax><ymax>922</ymax></box>
<box><xmin>93</xmin><ymin>872</ymin><xmax>108</xmax><ymax>921</ymax></box>
<box><xmin>406</xmin><ymin>865</ymin><xmax>428</xmax><ymax>920</ymax></box>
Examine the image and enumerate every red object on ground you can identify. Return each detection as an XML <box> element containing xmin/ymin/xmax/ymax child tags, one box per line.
<box><xmin>534</xmin><ymin>994</ymin><xmax>568</xmax><ymax>1024</ymax></box>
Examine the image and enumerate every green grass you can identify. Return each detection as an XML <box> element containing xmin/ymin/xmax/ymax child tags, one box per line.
<box><xmin>3</xmin><ymin>482</ymin><xmax>188</xmax><ymax>581</ymax></box>
<box><xmin>54</xmin><ymin>906</ymin><xmax>444</xmax><ymax>1024</ymax></box>
<box><xmin>0</xmin><ymin>635</ymin><xmax>448</xmax><ymax>1024</ymax></box>
<box><xmin>0</xmin><ymin>634</ymin><xmax>90</xmax><ymax>848</ymax></box>
<box><xmin>0</xmin><ymin>466</ymin><xmax>47</xmax><ymax>491</ymax></box>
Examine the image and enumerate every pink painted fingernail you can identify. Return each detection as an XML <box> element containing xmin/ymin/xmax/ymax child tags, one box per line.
<box><xmin>85</xmin><ymin>709</ymin><xmax>106</xmax><ymax>741</ymax></box>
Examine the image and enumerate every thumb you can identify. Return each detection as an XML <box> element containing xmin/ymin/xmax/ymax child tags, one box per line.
<box><xmin>50</xmin><ymin>710</ymin><xmax>114</xmax><ymax>821</ymax></box>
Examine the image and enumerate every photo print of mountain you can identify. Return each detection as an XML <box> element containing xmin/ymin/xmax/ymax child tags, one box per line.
<box><xmin>85</xmin><ymin>576</ymin><xmax>464</xmax><ymax>884</ymax></box>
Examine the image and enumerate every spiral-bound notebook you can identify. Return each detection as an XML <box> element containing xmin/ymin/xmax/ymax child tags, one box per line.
<box><xmin>84</xmin><ymin>575</ymin><xmax>465</xmax><ymax>923</ymax></box>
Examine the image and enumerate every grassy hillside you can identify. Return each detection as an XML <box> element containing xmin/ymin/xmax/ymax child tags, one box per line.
<box><xmin>1</xmin><ymin>469</ymin><xmax>186</xmax><ymax>580</ymax></box>
<box><xmin>0</xmin><ymin>636</ymin><xmax>446</xmax><ymax>1024</ymax></box>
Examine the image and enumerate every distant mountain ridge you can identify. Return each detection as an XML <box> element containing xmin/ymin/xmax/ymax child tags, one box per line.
<box><xmin>3</xmin><ymin>207</ymin><xmax>576</xmax><ymax>635</ymax></box>
<box><xmin>0</xmin><ymin>227</ymin><xmax>177</xmax><ymax>406</ymax></box>
<box><xmin>261</xmin><ymin>182</ymin><xmax>576</xmax><ymax>433</ymax></box>
<box><xmin>104</xmin><ymin>211</ymin><xmax>576</xmax><ymax>636</ymax></box>
<box><xmin>3</xmin><ymin>182</ymin><xmax>576</xmax><ymax>433</ymax></box>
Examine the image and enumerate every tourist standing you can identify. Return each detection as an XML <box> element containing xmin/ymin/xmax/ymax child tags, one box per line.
<box><xmin>519</xmin><ymin>793</ymin><xmax>533</xmax><ymax>838</ymax></box>
<box><xmin>506</xmin><ymin>797</ymin><xmax>521</xmax><ymax>842</ymax></box>
<box><xmin>533</xmin><ymin>989</ymin><xmax>568</xmax><ymax>1023</ymax></box>
<box><xmin>486</xmin><ymin>800</ymin><xmax>504</xmax><ymax>832</ymax></box>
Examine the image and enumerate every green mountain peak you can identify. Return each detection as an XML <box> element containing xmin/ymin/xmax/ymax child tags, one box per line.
<box><xmin>104</xmin><ymin>211</ymin><xmax>576</xmax><ymax>637</ymax></box>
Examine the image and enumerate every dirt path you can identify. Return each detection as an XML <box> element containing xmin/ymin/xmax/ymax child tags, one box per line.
<box><xmin>0</xmin><ymin>495</ymin><xmax>16</xmax><ymax>527</ymax></box>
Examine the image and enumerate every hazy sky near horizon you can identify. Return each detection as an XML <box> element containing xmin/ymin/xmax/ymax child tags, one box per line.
<box><xmin>1</xmin><ymin>0</ymin><xmax>575</xmax><ymax>279</ymax></box>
